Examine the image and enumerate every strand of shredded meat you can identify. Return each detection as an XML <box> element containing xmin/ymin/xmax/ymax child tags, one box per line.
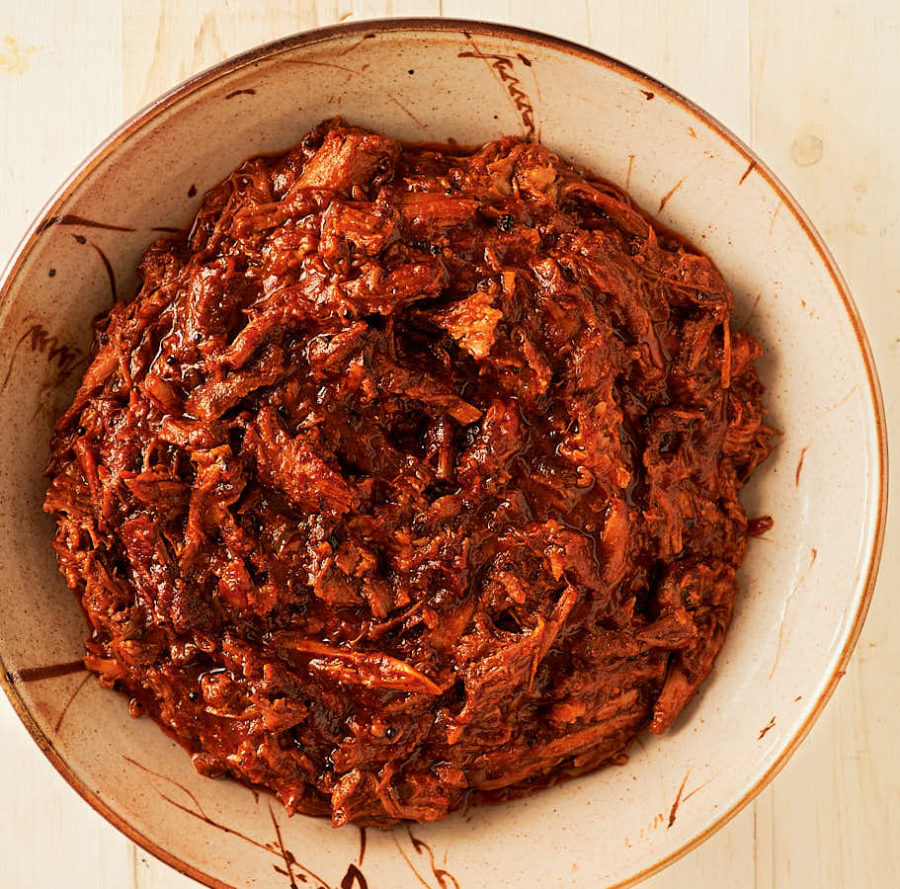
<box><xmin>44</xmin><ymin>118</ymin><xmax>772</xmax><ymax>827</ymax></box>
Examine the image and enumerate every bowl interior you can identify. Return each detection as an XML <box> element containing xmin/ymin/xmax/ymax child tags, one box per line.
<box><xmin>0</xmin><ymin>21</ymin><xmax>883</xmax><ymax>889</ymax></box>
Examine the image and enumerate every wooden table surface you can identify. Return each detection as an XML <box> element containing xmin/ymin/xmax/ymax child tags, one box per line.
<box><xmin>1</xmin><ymin>2</ymin><xmax>897</xmax><ymax>887</ymax></box>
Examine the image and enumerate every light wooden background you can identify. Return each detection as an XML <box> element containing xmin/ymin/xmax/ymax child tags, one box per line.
<box><xmin>1</xmin><ymin>1</ymin><xmax>897</xmax><ymax>887</ymax></box>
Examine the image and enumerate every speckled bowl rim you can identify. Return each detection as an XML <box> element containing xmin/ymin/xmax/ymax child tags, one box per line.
<box><xmin>0</xmin><ymin>17</ymin><xmax>887</xmax><ymax>889</ymax></box>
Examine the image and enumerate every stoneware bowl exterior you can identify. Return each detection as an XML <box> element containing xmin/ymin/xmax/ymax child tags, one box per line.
<box><xmin>0</xmin><ymin>19</ymin><xmax>886</xmax><ymax>889</ymax></box>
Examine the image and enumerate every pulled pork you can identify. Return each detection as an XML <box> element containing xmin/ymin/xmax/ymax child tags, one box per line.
<box><xmin>44</xmin><ymin>119</ymin><xmax>771</xmax><ymax>827</ymax></box>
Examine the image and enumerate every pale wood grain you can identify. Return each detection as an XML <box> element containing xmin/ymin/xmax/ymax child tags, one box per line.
<box><xmin>1</xmin><ymin>1</ymin><xmax>898</xmax><ymax>887</ymax></box>
<box><xmin>749</xmin><ymin>2</ymin><xmax>900</xmax><ymax>886</ymax></box>
<box><xmin>446</xmin><ymin>0</ymin><xmax>752</xmax><ymax>140</ymax></box>
<box><xmin>0</xmin><ymin>0</ymin><xmax>123</xmax><ymax>256</ymax></box>
<box><xmin>121</xmin><ymin>0</ymin><xmax>442</xmax><ymax>118</ymax></box>
<box><xmin>0</xmin><ymin>3</ymin><xmax>135</xmax><ymax>887</ymax></box>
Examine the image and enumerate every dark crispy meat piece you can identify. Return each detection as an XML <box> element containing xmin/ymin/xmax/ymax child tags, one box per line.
<box><xmin>44</xmin><ymin>118</ymin><xmax>772</xmax><ymax>827</ymax></box>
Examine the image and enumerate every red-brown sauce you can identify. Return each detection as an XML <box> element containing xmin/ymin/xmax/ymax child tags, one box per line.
<box><xmin>45</xmin><ymin>119</ymin><xmax>771</xmax><ymax>826</ymax></box>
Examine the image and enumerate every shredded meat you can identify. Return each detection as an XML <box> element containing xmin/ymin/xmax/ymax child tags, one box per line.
<box><xmin>44</xmin><ymin>119</ymin><xmax>772</xmax><ymax>827</ymax></box>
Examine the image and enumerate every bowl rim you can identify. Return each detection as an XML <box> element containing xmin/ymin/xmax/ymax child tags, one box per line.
<box><xmin>0</xmin><ymin>16</ymin><xmax>887</xmax><ymax>889</ymax></box>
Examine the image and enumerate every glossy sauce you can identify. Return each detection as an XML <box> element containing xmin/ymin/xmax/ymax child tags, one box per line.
<box><xmin>44</xmin><ymin>119</ymin><xmax>771</xmax><ymax>827</ymax></box>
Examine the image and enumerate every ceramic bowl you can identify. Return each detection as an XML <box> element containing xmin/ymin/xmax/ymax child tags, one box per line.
<box><xmin>0</xmin><ymin>19</ymin><xmax>886</xmax><ymax>889</ymax></box>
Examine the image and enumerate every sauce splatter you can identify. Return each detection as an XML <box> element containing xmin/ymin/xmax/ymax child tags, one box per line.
<box><xmin>748</xmin><ymin>515</ymin><xmax>774</xmax><ymax>536</ymax></box>
<box><xmin>0</xmin><ymin>323</ymin><xmax>83</xmax><ymax>394</ymax></box>
<box><xmin>658</xmin><ymin>177</ymin><xmax>686</xmax><ymax>213</ymax></box>
<box><xmin>124</xmin><ymin>755</ymin><xmax>209</xmax><ymax>819</ymax></box>
<box><xmin>38</xmin><ymin>214</ymin><xmax>135</xmax><ymax>233</ymax></box>
<box><xmin>795</xmin><ymin>442</ymin><xmax>810</xmax><ymax>486</ymax></box>
<box><xmin>459</xmin><ymin>44</ymin><xmax>537</xmax><ymax>140</ymax></box>
<box><xmin>16</xmin><ymin>660</ymin><xmax>85</xmax><ymax>682</ymax></box>
<box><xmin>340</xmin><ymin>864</ymin><xmax>369</xmax><ymax>889</ymax></box>
<box><xmin>667</xmin><ymin>771</ymin><xmax>690</xmax><ymax>828</ymax></box>
<box><xmin>53</xmin><ymin>672</ymin><xmax>91</xmax><ymax>733</ymax></box>
<box><xmin>90</xmin><ymin>242</ymin><xmax>118</xmax><ymax>304</ymax></box>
